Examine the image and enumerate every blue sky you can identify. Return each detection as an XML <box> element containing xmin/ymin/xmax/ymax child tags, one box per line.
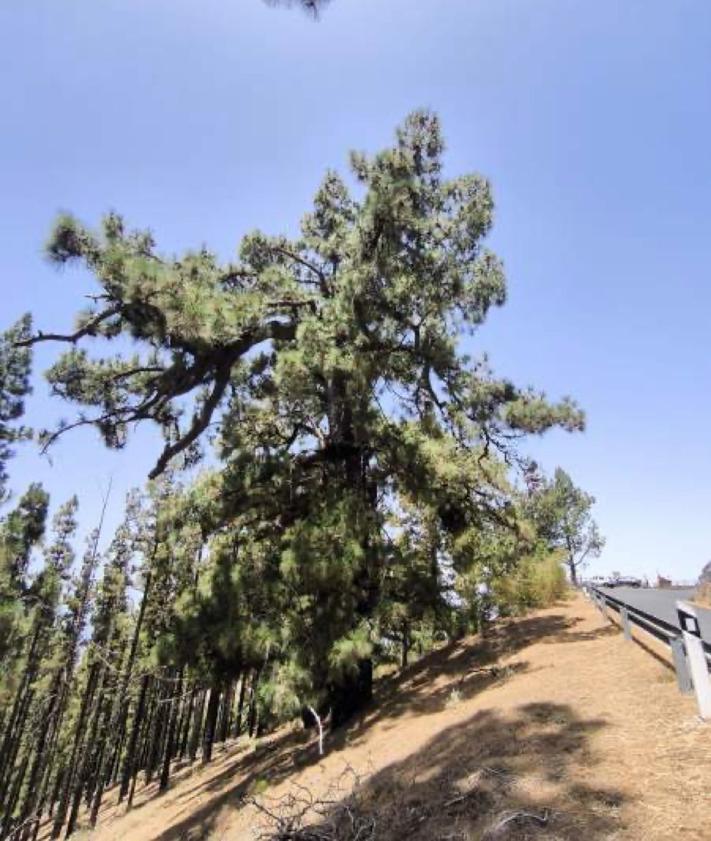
<box><xmin>2</xmin><ymin>0</ymin><xmax>710</xmax><ymax>581</ymax></box>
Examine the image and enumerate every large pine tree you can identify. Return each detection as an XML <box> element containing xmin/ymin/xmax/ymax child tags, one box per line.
<box><xmin>17</xmin><ymin>112</ymin><xmax>583</xmax><ymax>722</ymax></box>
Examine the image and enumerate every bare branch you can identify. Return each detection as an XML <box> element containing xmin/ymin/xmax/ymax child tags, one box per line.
<box><xmin>148</xmin><ymin>367</ymin><xmax>232</xmax><ymax>479</ymax></box>
<box><xmin>15</xmin><ymin>307</ymin><xmax>121</xmax><ymax>347</ymax></box>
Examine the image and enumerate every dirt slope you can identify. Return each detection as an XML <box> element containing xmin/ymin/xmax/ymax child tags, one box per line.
<box><xmin>76</xmin><ymin>593</ymin><xmax>711</xmax><ymax>840</ymax></box>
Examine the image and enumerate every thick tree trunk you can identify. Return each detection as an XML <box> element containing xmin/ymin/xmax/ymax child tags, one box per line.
<box><xmin>329</xmin><ymin>659</ymin><xmax>372</xmax><ymax>729</ymax></box>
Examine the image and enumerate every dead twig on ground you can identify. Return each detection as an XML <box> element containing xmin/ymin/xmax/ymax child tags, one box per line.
<box><xmin>483</xmin><ymin>807</ymin><xmax>550</xmax><ymax>838</ymax></box>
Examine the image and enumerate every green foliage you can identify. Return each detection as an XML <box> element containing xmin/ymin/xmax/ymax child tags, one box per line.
<box><xmin>493</xmin><ymin>547</ymin><xmax>567</xmax><ymax>615</ymax></box>
<box><xmin>0</xmin><ymin>315</ymin><xmax>33</xmax><ymax>504</ymax></box>
<box><xmin>0</xmin><ymin>483</ymin><xmax>50</xmax><ymax>670</ymax></box>
<box><xmin>526</xmin><ymin>466</ymin><xmax>604</xmax><ymax>583</ymax></box>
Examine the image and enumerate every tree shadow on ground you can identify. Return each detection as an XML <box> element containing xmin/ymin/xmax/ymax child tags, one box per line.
<box><xmin>543</xmin><ymin>623</ymin><xmax>619</xmax><ymax>644</ymax></box>
<box><xmin>346</xmin><ymin>612</ymin><xmax>581</xmax><ymax>736</ymax></box>
<box><xmin>253</xmin><ymin>702</ymin><xmax>622</xmax><ymax>841</ymax></box>
<box><xmin>108</xmin><ymin>613</ymin><xmax>607</xmax><ymax>841</ymax></box>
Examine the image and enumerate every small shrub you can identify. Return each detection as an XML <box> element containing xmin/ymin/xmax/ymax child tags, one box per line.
<box><xmin>494</xmin><ymin>547</ymin><xmax>567</xmax><ymax>615</ymax></box>
<box><xmin>446</xmin><ymin>687</ymin><xmax>463</xmax><ymax>708</ymax></box>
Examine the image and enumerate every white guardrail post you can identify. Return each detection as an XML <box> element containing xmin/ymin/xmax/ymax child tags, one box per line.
<box><xmin>676</xmin><ymin>600</ymin><xmax>711</xmax><ymax>720</ymax></box>
<box><xmin>619</xmin><ymin>606</ymin><xmax>632</xmax><ymax>641</ymax></box>
<box><xmin>669</xmin><ymin>637</ymin><xmax>693</xmax><ymax>695</ymax></box>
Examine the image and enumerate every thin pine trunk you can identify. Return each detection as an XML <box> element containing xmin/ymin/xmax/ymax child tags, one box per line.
<box><xmin>87</xmin><ymin>638</ymin><xmax>129</xmax><ymax>828</ymax></box>
<box><xmin>51</xmin><ymin>663</ymin><xmax>100</xmax><ymax>838</ymax></box>
<box><xmin>119</xmin><ymin>674</ymin><xmax>149</xmax><ymax>803</ymax></box>
<box><xmin>108</xmin><ymin>722</ymin><xmax>126</xmax><ymax>787</ymax></box>
<box><xmin>401</xmin><ymin>623</ymin><xmax>410</xmax><ymax>669</ymax></box>
<box><xmin>145</xmin><ymin>681</ymin><xmax>168</xmax><ymax>784</ymax></box>
<box><xmin>137</xmin><ymin>683</ymin><xmax>158</xmax><ymax>775</ymax></box>
<box><xmin>17</xmin><ymin>665</ymin><xmax>70</xmax><ymax>838</ymax></box>
<box><xmin>177</xmin><ymin>684</ymin><xmax>196</xmax><ymax>759</ymax></box>
<box><xmin>0</xmin><ymin>687</ymin><xmax>35</xmax><ymax>817</ymax></box>
<box><xmin>247</xmin><ymin>669</ymin><xmax>261</xmax><ymax>738</ymax></box>
<box><xmin>235</xmin><ymin>673</ymin><xmax>247</xmax><ymax>738</ymax></box>
<box><xmin>127</xmin><ymin>679</ymin><xmax>157</xmax><ymax>810</ymax></box>
<box><xmin>0</xmin><ymin>649</ymin><xmax>37</xmax><ymax>805</ymax></box>
<box><xmin>1</xmin><ymin>753</ymin><xmax>29</xmax><ymax>841</ymax></box>
<box><xmin>159</xmin><ymin>669</ymin><xmax>183</xmax><ymax>791</ymax></box>
<box><xmin>188</xmin><ymin>691</ymin><xmax>206</xmax><ymax>763</ymax></box>
<box><xmin>111</xmin><ymin>570</ymin><xmax>152</xmax><ymax>789</ymax></box>
<box><xmin>65</xmin><ymin>663</ymin><xmax>110</xmax><ymax>839</ymax></box>
<box><xmin>201</xmin><ymin>684</ymin><xmax>221</xmax><ymax>765</ymax></box>
<box><xmin>218</xmin><ymin>682</ymin><xmax>233</xmax><ymax>744</ymax></box>
<box><xmin>49</xmin><ymin>764</ymin><xmax>65</xmax><ymax>818</ymax></box>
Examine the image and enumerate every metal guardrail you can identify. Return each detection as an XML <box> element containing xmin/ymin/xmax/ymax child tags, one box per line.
<box><xmin>586</xmin><ymin>586</ymin><xmax>711</xmax><ymax>718</ymax></box>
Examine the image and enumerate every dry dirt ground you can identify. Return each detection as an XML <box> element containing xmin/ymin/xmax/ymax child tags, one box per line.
<box><xmin>70</xmin><ymin>593</ymin><xmax>711</xmax><ymax>840</ymax></box>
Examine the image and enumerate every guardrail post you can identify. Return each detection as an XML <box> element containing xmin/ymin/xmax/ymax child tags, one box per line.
<box><xmin>620</xmin><ymin>606</ymin><xmax>632</xmax><ymax>641</ymax></box>
<box><xmin>676</xmin><ymin>600</ymin><xmax>711</xmax><ymax>719</ymax></box>
<box><xmin>599</xmin><ymin>594</ymin><xmax>609</xmax><ymax>621</ymax></box>
<box><xmin>670</xmin><ymin>636</ymin><xmax>693</xmax><ymax>695</ymax></box>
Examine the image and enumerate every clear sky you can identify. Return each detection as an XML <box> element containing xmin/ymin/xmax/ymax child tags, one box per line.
<box><xmin>2</xmin><ymin>0</ymin><xmax>710</xmax><ymax>582</ymax></box>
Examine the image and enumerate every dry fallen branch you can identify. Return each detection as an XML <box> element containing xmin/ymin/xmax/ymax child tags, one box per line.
<box><xmin>250</xmin><ymin>760</ymin><xmax>534</xmax><ymax>841</ymax></box>
<box><xmin>483</xmin><ymin>807</ymin><xmax>550</xmax><ymax>839</ymax></box>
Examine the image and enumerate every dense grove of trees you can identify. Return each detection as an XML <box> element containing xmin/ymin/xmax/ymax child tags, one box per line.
<box><xmin>0</xmin><ymin>114</ymin><xmax>601</xmax><ymax>839</ymax></box>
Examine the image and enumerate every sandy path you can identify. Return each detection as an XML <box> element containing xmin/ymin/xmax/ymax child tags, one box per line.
<box><xmin>75</xmin><ymin>593</ymin><xmax>711</xmax><ymax>840</ymax></box>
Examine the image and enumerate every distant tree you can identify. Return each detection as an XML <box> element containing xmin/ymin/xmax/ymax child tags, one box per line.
<box><xmin>0</xmin><ymin>483</ymin><xmax>50</xmax><ymax>670</ymax></box>
<box><xmin>0</xmin><ymin>316</ymin><xmax>33</xmax><ymax>505</ymax></box>
<box><xmin>13</xmin><ymin>497</ymin><xmax>78</xmax><ymax>838</ymax></box>
<box><xmin>528</xmin><ymin>467</ymin><xmax>604</xmax><ymax>584</ymax></box>
<box><xmin>63</xmin><ymin>519</ymin><xmax>131</xmax><ymax>838</ymax></box>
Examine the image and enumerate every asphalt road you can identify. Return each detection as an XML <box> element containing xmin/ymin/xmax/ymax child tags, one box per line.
<box><xmin>598</xmin><ymin>586</ymin><xmax>711</xmax><ymax>641</ymax></box>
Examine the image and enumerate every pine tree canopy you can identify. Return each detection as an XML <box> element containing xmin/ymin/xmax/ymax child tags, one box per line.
<box><xmin>21</xmin><ymin>110</ymin><xmax>582</xmax><ymax>487</ymax></box>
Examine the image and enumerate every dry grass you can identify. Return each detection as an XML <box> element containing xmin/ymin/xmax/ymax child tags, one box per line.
<box><xmin>67</xmin><ymin>594</ymin><xmax>711</xmax><ymax>841</ymax></box>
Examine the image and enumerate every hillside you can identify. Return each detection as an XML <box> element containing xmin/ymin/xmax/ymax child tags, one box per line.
<box><xmin>60</xmin><ymin>592</ymin><xmax>710</xmax><ymax>841</ymax></box>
